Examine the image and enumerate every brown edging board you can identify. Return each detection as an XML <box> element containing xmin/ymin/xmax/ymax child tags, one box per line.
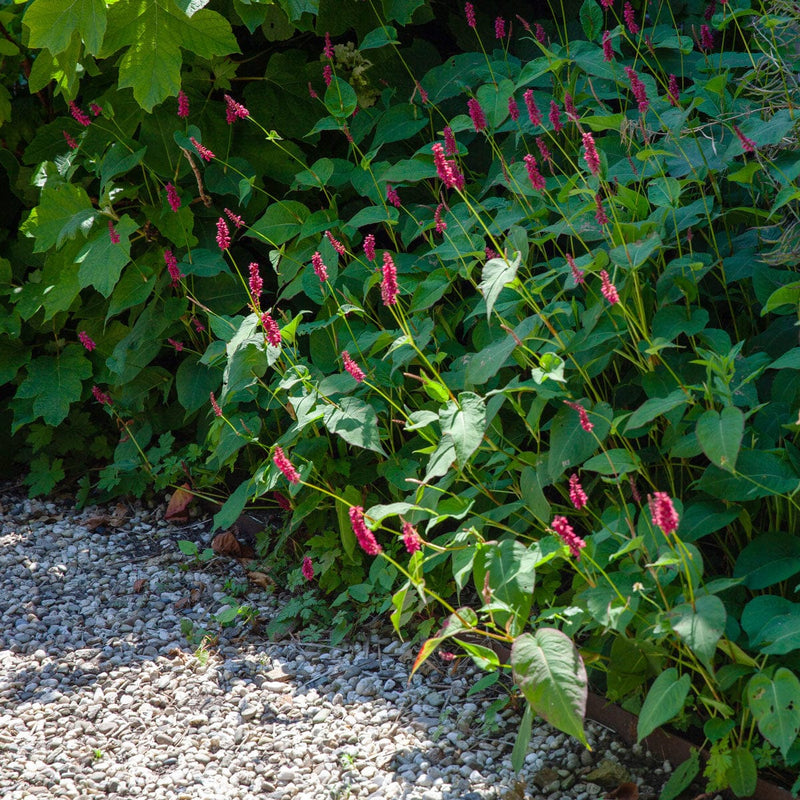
<box><xmin>586</xmin><ymin>692</ymin><xmax>795</xmax><ymax>800</ymax></box>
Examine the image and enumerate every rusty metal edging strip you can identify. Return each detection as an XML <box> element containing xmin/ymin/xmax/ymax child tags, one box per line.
<box><xmin>586</xmin><ymin>692</ymin><xmax>795</xmax><ymax>800</ymax></box>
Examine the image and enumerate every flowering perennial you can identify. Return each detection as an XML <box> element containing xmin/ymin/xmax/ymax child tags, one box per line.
<box><xmin>667</xmin><ymin>74</ymin><xmax>680</xmax><ymax>106</ymax></box>
<box><xmin>443</xmin><ymin>125</ymin><xmax>458</xmax><ymax>156</ymax></box>
<box><xmin>595</xmin><ymin>193</ymin><xmax>609</xmax><ymax>225</ymax></box>
<box><xmin>402</xmin><ymin>522</ymin><xmax>422</xmax><ymax>554</ymax></box>
<box><xmin>523</xmin><ymin>90</ymin><xmax>541</xmax><ymax>126</ymax></box>
<box><xmin>566</xmin><ymin>253</ymin><xmax>585</xmax><ymax>285</ymax></box>
<box><xmin>733</xmin><ymin>125</ymin><xmax>757</xmax><ymax>153</ymax></box>
<box><xmin>564</xmin><ymin>93</ymin><xmax>579</xmax><ymax>121</ymax></box>
<box><xmin>602</xmin><ymin>30</ymin><xmax>614</xmax><ymax>61</ymax></box>
<box><xmin>209</xmin><ymin>392</ymin><xmax>222</xmax><ymax>417</ymax></box>
<box><xmin>551</xmin><ymin>516</ymin><xmax>586</xmax><ymax>558</ymax></box>
<box><xmin>381</xmin><ymin>252</ymin><xmax>399</xmax><ymax>305</ymax></box>
<box><xmin>301</xmin><ymin>557</ymin><xmax>314</xmax><ymax>581</ymax></box>
<box><xmin>92</xmin><ymin>386</ymin><xmax>112</xmax><ymax>406</ymax></box>
<box><xmin>564</xmin><ymin>400</ymin><xmax>594</xmax><ymax>432</ymax></box>
<box><xmin>623</xmin><ymin>1</ymin><xmax>640</xmax><ymax>34</ymax></box>
<box><xmin>312</xmin><ymin>251</ymin><xmax>328</xmax><ymax>281</ymax></box>
<box><xmin>434</xmin><ymin>203</ymin><xmax>447</xmax><ymax>234</ymax></box>
<box><xmin>224</xmin><ymin>94</ymin><xmax>249</xmax><ymax>124</ymax></box>
<box><xmin>323</xmin><ymin>64</ymin><xmax>333</xmax><ymax>87</ymax></box>
<box><xmin>323</xmin><ymin>31</ymin><xmax>334</xmax><ymax>59</ymax></box>
<box><xmin>549</xmin><ymin>100</ymin><xmax>563</xmax><ymax>132</ymax></box>
<box><xmin>225</xmin><ymin>208</ymin><xmax>244</xmax><ymax>228</ymax></box>
<box><xmin>432</xmin><ymin>143</ymin><xmax>465</xmax><ymax>190</ymax></box>
<box><xmin>600</xmin><ymin>270</ymin><xmax>620</xmax><ymax>304</ymax></box>
<box><xmin>349</xmin><ymin>507</ymin><xmax>382</xmax><ymax>555</ymax></box>
<box><xmin>165</xmin><ymin>183</ymin><xmax>180</xmax><ymax>212</ymax></box>
<box><xmin>248</xmin><ymin>262</ymin><xmax>263</xmax><ymax>303</ymax></box>
<box><xmin>342</xmin><ymin>351</ymin><xmax>365</xmax><ymax>382</ymax></box>
<box><xmin>536</xmin><ymin>137</ymin><xmax>552</xmax><ymax>163</ymax></box>
<box><xmin>216</xmin><ymin>218</ymin><xmax>231</xmax><ymax>250</ymax></box>
<box><xmin>164</xmin><ymin>250</ymin><xmax>184</xmax><ymax>287</ymax></box>
<box><xmin>495</xmin><ymin>16</ymin><xmax>506</xmax><ymax>39</ymax></box>
<box><xmin>177</xmin><ymin>90</ymin><xmax>189</xmax><ymax>118</ymax></box>
<box><xmin>78</xmin><ymin>331</ymin><xmax>96</xmax><ymax>351</ymax></box>
<box><xmin>386</xmin><ymin>184</ymin><xmax>401</xmax><ymax>208</ymax></box>
<box><xmin>108</xmin><ymin>220</ymin><xmax>120</xmax><ymax>244</ymax></box>
<box><xmin>190</xmin><ymin>137</ymin><xmax>214</xmax><ymax>162</ymax></box>
<box><xmin>325</xmin><ymin>230</ymin><xmax>346</xmax><ymax>256</ymax></box>
<box><xmin>69</xmin><ymin>102</ymin><xmax>91</xmax><ymax>127</ymax></box>
<box><xmin>273</xmin><ymin>446</ymin><xmax>301</xmax><ymax>484</ymax></box>
<box><xmin>262</xmin><ymin>314</ymin><xmax>281</xmax><ymax>347</ymax></box>
<box><xmin>569</xmin><ymin>474</ymin><xmax>588</xmax><ymax>510</ymax></box>
<box><xmin>508</xmin><ymin>96</ymin><xmax>519</xmax><ymax>121</ymax></box>
<box><xmin>582</xmin><ymin>131</ymin><xmax>601</xmax><ymax>176</ymax></box>
<box><xmin>467</xmin><ymin>98</ymin><xmax>487</xmax><ymax>132</ymax></box>
<box><xmin>650</xmin><ymin>492</ymin><xmax>680</xmax><ymax>535</ymax></box>
<box><xmin>363</xmin><ymin>234</ymin><xmax>376</xmax><ymax>262</ymax></box>
<box><xmin>624</xmin><ymin>66</ymin><xmax>649</xmax><ymax>114</ymax></box>
<box><xmin>523</xmin><ymin>154</ymin><xmax>546</xmax><ymax>191</ymax></box>
<box><xmin>465</xmin><ymin>2</ymin><xmax>476</xmax><ymax>28</ymax></box>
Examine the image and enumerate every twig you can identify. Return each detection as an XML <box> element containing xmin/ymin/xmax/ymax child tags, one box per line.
<box><xmin>181</xmin><ymin>147</ymin><xmax>212</xmax><ymax>207</ymax></box>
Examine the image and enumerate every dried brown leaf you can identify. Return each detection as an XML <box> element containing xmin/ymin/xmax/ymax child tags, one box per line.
<box><xmin>605</xmin><ymin>783</ymin><xmax>639</xmax><ymax>800</ymax></box>
<box><xmin>164</xmin><ymin>484</ymin><xmax>193</xmax><ymax>522</ymax></box>
<box><xmin>132</xmin><ymin>578</ymin><xmax>147</xmax><ymax>594</ymax></box>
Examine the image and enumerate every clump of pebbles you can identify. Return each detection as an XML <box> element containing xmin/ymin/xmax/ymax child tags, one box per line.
<box><xmin>0</xmin><ymin>486</ymin><xmax>678</xmax><ymax>799</ymax></box>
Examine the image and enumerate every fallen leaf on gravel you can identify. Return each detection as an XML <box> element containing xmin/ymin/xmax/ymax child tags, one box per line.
<box><xmin>212</xmin><ymin>530</ymin><xmax>255</xmax><ymax>559</ymax></box>
<box><xmin>174</xmin><ymin>588</ymin><xmax>202</xmax><ymax>610</ymax></box>
<box><xmin>108</xmin><ymin>503</ymin><xmax>129</xmax><ymax>527</ymax></box>
<box><xmin>605</xmin><ymin>783</ymin><xmax>639</xmax><ymax>800</ymax></box>
<box><xmin>83</xmin><ymin>515</ymin><xmax>107</xmax><ymax>531</ymax></box>
<box><xmin>164</xmin><ymin>484</ymin><xmax>193</xmax><ymax>522</ymax></box>
<box><xmin>132</xmin><ymin>578</ymin><xmax>147</xmax><ymax>593</ymax></box>
<box><xmin>247</xmin><ymin>570</ymin><xmax>274</xmax><ymax>589</ymax></box>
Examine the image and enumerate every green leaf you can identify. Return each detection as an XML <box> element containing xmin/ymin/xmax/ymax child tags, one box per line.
<box><xmin>511</xmin><ymin>628</ymin><xmax>588</xmax><ymax>746</ymax></box>
<box><xmin>324</xmin><ymin>76</ymin><xmax>357</xmax><ymax>119</ymax></box>
<box><xmin>23</xmin><ymin>454</ymin><xmax>65</xmax><ymax>497</ymax></box>
<box><xmin>439</xmin><ymin>392</ymin><xmax>486</xmax><ymax>468</ymax></box>
<box><xmin>660</xmin><ymin>750</ymin><xmax>700</xmax><ymax>800</ymax></box>
<box><xmin>24</xmin><ymin>0</ymin><xmax>107</xmax><ymax>56</ymax></box>
<box><xmin>181</xmin><ymin>248</ymin><xmax>229</xmax><ymax>277</ymax></box>
<box><xmin>0</xmin><ymin>340</ymin><xmax>30</xmax><ymax>385</ymax></box>
<box><xmin>247</xmin><ymin>201</ymin><xmax>310</xmax><ymax>246</ymax></box>
<box><xmin>609</xmin><ymin>232</ymin><xmax>663</xmax><ymax>270</ymax></box>
<box><xmin>479</xmin><ymin>252</ymin><xmax>521</xmax><ymax>319</ymax></box>
<box><xmin>668</xmin><ymin>595</ymin><xmax>726</xmax><ymax>670</ymax></box>
<box><xmin>512</xmin><ymin>704</ymin><xmax>533</xmax><ymax>774</ymax></box>
<box><xmin>381</xmin><ymin>0</ymin><xmax>425</xmax><ymax>24</ymax></box>
<box><xmin>726</xmin><ymin>747</ymin><xmax>757</xmax><ymax>797</ymax></box>
<box><xmin>212</xmin><ymin>480</ymin><xmax>252</xmax><ymax>531</ymax></box>
<box><xmin>373</xmin><ymin>104</ymin><xmax>427</xmax><ymax>147</ymax></box>
<box><xmin>360</xmin><ymin>24</ymin><xmax>398</xmax><ymax>50</ymax></box>
<box><xmin>177</xmin><ymin>539</ymin><xmax>198</xmax><ymax>556</ymax></box>
<box><xmin>637</xmin><ymin>668</ymin><xmax>691</xmax><ymax>742</ymax></box>
<box><xmin>624</xmin><ymin>389</ymin><xmax>688</xmax><ymax>433</ymax></box>
<box><xmin>106</xmin><ymin>263</ymin><xmax>156</xmax><ymax>320</ymax></box>
<box><xmin>695</xmin><ymin>407</ymin><xmax>744</xmax><ymax>472</ymax></box>
<box><xmin>100</xmin><ymin>0</ymin><xmax>239</xmax><ymax>112</ymax></box>
<box><xmin>520</xmin><ymin>466</ymin><xmax>550</xmax><ymax>524</ymax></box>
<box><xmin>746</xmin><ymin>669</ymin><xmax>800</xmax><ymax>757</ymax></box>
<box><xmin>734</xmin><ymin>531</ymin><xmax>800</xmax><ymax>589</ymax></box>
<box><xmin>411</xmin><ymin>607</ymin><xmax>478</xmax><ymax>675</ymax></box>
<box><xmin>547</xmin><ymin>401</ymin><xmax>612</xmax><ymax>484</ymax></box>
<box><xmin>696</xmin><ymin>449</ymin><xmax>799</xmax><ymax>501</ymax></box>
<box><xmin>647</xmin><ymin>177</ymin><xmax>683</xmax><ymax>208</ymax></box>
<box><xmin>582</xmin><ymin>448</ymin><xmax>641</xmax><ymax>476</ymax></box>
<box><xmin>25</xmin><ymin>183</ymin><xmax>95</xmax><ymax>253</ymax></box>
<box><xmin>15</xmin><ymin>347</ymin><xmax>92</xmax><ymax>427</ymax></box>
<box><xmin>579</xmin><ymin>0</ymin><xmax>603</xmax><ymax>41</ymax></box>
<box><xmin>76</xmin><ymin>215</ymin><xmax>138</xmax><ymax>297</ymax></box>
<box><xmin>99</xmin><ymin>144</ymin><xmax>147</xmax><ymax>192</ymax></box>
<box><xmin>324</xmin><ymin>396</ymin><xmax>386</xmax><ymax>454</ymax></box>
<box><xmin>176</xmin><ymin>356</ymin><xmax>220</xmax><ymax>414</ymax></box>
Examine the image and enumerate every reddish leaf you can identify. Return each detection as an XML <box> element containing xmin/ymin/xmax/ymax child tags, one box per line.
<box><xmin>165</xmin><ymin>483</ymin><xmax>193</xmax><ymax>522</ymax></box>
<box><xmin>605</xmin><ymin>783</ymin><xmax>639</xmax><ymax>800</ymax></box>
<box><xmin>132</xmin><ymin>578</ymin><xmax>147</xmax><ymax>593</ymax></box>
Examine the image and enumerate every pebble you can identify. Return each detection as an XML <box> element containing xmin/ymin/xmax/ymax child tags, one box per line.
<box><xmin>0</xmin><ymin>486</ymin><xmax>669</xmax><ymax>800</ymax></box>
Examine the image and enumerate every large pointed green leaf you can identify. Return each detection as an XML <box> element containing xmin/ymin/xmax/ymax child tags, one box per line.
<box><xmin>696</xmin><ymin>407</ymin><xmax>744</xmax><ymax>472</ymax></box>
<box><xmin>100</xmin><ymin>0</ymin><xmax>239</xmax><ymax>111</ymax></box>
<box><xmin>697</xmin><ymin>449</ymin><xmax>800</xmax><ymax>501</ymax></box>
<box><xmin>24</xmin><ymin>0</ymin><xmax>107</xmax><ymax>56</ymax></box>
<box><xmin>733</xmin><ymin>531</ymin><xmax>800</xmax><ymax>589</ymax></box>
<box><xmin>324</xmin><ymin>397</ymin><xmax>386</xmax><ymax>455</ymax></box>
<box><xmin>547</xmin><ymin>401</ymin><xmax>612</xmax><ymax>484</ymax></box>
<box><xmin>24</xmin><ymin>183</ymin><xmax>96</xmax><ymax>253</ymax></box>
<box><xmin>726</xmin><ymin>747</ymin><xmax>757</xmax><ymax>797</ymax></box>
<box><xmin>637</xmin><ymin>668</ymin><xmax>691</xmax><ymax>742</ymax></box>
<box><xmin>15</xmin><ymin>346</ymin><xmax>92</xmax><ymax>426</ymax></box>
<box><xmin>746</xmin><ymin>669</ymin><xmax>800</xmax><ymax>757</ymax></box>
<box><xmin>511</xmin><ymin>629</ymin><xmax>588</xmax><ymax>746</ymax></box>
<box><xmin>76</xmin><ymin>215</ymin><xmax>138</xmax><ymax>297</ymax></box>
<box><xmin>479</xmin><ymin>252</ymin><xmax>521</xmax><ymax>319</ymax></box>
<box><xmin>439</xmin><ymin>392</ymin><xmax>486</xmax><ymax>468</ymax></box>
<box><xmin>668</xmin><ymin>595</ymin><xmax>726</xmax><ymax>670</ymax></box>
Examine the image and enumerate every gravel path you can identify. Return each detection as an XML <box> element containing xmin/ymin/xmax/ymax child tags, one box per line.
<box><xmin>0</xmin><ymin>487</ymin><xmax>675</xmax><ymax>800</ymax></box>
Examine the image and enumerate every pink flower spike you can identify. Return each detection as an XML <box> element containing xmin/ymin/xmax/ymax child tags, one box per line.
<box><xmin>524</xmin><ymin>90</ymin><xmax>542</xmax><ymax>126</ymax></box>
<box><xmin>190</xmin><ymin>137</ymin><xmax>214</xmax><ymax>162</ymax></box>
<box><xmin>705</xmin><ymin>0</ymin><xmax>716</xmax><ymax>20</ymax></box>
<box><xmin>386</xmin><ymin>184</ymin><xmax>401</xmax><ymax>208</ymax></box>
<box><xmin>434</xmin><ymin>203</ymin><xmax>447</xmax><ymax>234</ymax></box>
<box><xmin>323</xmin><ymin>64</ymin><xmax>333</xmax><ymax>87</ymax></box>
<box><xmin>312</xmin><ymin>251</ymin><xmax>328</xmax><ymax>282</ymax></box>
<box><xmin>415</xmin><ymin>81</ymin><xmax>429</xmax><ymax>104</ymax></box>
<box><xmin>536</xmin><ymin>137</ymin><xmax>552</xmax><ymax>163</ymax></box>
<box><xmin>551</xmin><ymin>515</ymin><xmax>586</xmax><ymax>558</ymax></box>
<box><xmin>564</xmin><ymin>400</ymin><xmax>594</xmax><ymax>432</ymax></box>
<box><xmin>210</xmin><ymin>392</ymin><xmax>223</xmax><ymax>417</ymax></box>
<box><xmin>108</xmin><ymin>220</ymin><xmax>120</xmax><ymax>244</ymax></box>
<box><xmin>594</xmin><ymin>193</ymin><xmax>609</xmax><ymax>225</ymax></box>
<box><xmin>549</xmin><ymin>100</ymin><xmax>563</xmax><ymax>132</ymax></box>
<box><xmin>535</xmin><ymin>23</ymin><xmax>547</xmax><ymax>44</ymax></box>
<box><xmin>733</xmin><ymin>125</ymin><xmax>757</xmax><ymax>153</ymax></box>
<box><xmin>342</xmin><ymin>350</ymin><xmax>365</xmax><ymax>382</ymax></box>
<box><xmin>465</xmin><ymin>2</ymin><xmax>476</xmax><ymax>28</ymax></box>
<box><xmin>273</xmin><ymin>446</ymin><xmax>301</xmax><ymax>485</ymax></box>
<box><xmin>301</xmin><ymin>557</ymin><xmax>314</xmax><ymax>581</ymax></box>
<box><xmin>216</xmin><ymin>218</ymin><xmax>231</xmax><ymax>250</ymax></box>
<box><xmin>165</xmin><ymin>182</ymin><xmax>181</xmax><ymax>213</ymax></box>
<box><xmin>402</xmin><ymin>521</ymin><xmax>422</xmax><ymax>554</ymax></box>
<box><xmin>495</xmin><ymin>16</ymin><xmax>506</xmax><ymax>39</ymax></box>
<box><xmin>63</xmin><ymin>130</ymin><xmax>78</xmax><ymax>150</ymax></box>
<box><xmin>363</xmin><ymin>234</ymin><xmax>376</xmax><ymax>262</ymax></box>
<box><xmin>600</xmin><ymin>270</ymin><xmax>620</xmax><ymax>304</ymax></box>
<box><xmin>224</xmin><ymin>208</ymin><xmax>244</xmax><ymax>228</ymax></box>
<box><xmin>668</xmin><ymin>74</ymin><xmax>680</xmax><ymax>106</ymax></box>
<box><xmin>381</xmin><ymin>251</ymin><xmax>399</xmax><ymax>305</ymax></box>
<box><xmin>432</xmin><ymin>143</ymin><xmax>465</xmax><ymax>190</ymax></box>
<box><xmin>601</xmin><ymin>0</ymin><xmax>614</xmax><ymax>8</ymax></box>
<box><xmin>323</xmin><ymin>31</ymin><xmax>334</xmax><ymax>59</ymax></box>
<box><xmin>623</xmin><ymin>1</ymin><xmax>640</xmax><ymax>34</ymax></box>
<box><xmin>485</xmin><ymin>246</ymin><xmax>499</xmax><ymax>261</ymax></box>
<box><xmin>177</xmin><ymin>90</ymin><xmax>189</xmax><ymax>118</ymax></box>
<box><xmin>582</xmin><ymin>131</ymin><xmax>601</xmax><ymax>177</ymax></box>
<box><xmin>564</xmin><ymin>93</ymin><xmax>579</xmax><ymax>122</ymax></box>
<box><xmin>566</xmin><ymin>253</ymin><xmax>585</xmax><ymax>285</ymax></box>
<box><xmin>192</xmin><ymin>317</ymin><xmax>206</xmax><ymax>333</ymax></box>
<box><xmin>90</xmin><ymin>103</ymin><xmax>102</xmax><ymax>117</ymax></box>
<box><xmin>349</xmin><ymin>506</ymin><xmax>382</xmax><ymax>555</ymax></box>
<box><xmin>224</xmin><ymin>94</ymin><xmax>249</xmax><ymax>124</ymax></box>
<box><xmin>650</xmin><ymin>492</ymin><xmax>679</xmax><ymax>535</ymax></box>
<box><xmin>443</xmin><ymin>125</ymin><xmax>458</xmax><ymax>156</ymax></box>
<box><xmin>78</xmin><ymin>331</ymin><xmax>96</xmax><ymax>352</ymax></box>
<box><xmin>325</xmin><ymin>230</ymin><xmax>346</xmax><ymax>256</ymax></box>
<box><xmin>248</xmin><ymin>262</ymin><xmax>263</xmax><ymax>304</ymax></box>
<box><xmin>602</xmin><ymin>30</ymin><xmax>614</xmax><ymax>61</ymax></box>
<box><xmin>69</xmin><ymin>101</ymin><xmax>91</xmax><ymax>127</ymax></box>
<box><xmin>624</xmin><ymin>66</ymin><xmax>650</xmax><ymax>114</ymax></box>
<box><xmin>467</xmin><ymin>98</ymin><xmax>487</xmax><ymax>132</ymax></box>
<box><xmin>92</xmin><ymin>386</ymin><xmax>112</xmax><ymax>406</ymax></box>
<box><xmin>262</xmin><ymin>313</ymin><xmax>282</xmax><ymax>347</ymax></box>
<box><xmin>164</xmin><ymin>249</ymin><xmax>184</xmax><ymax>287</ymax></box>
<box><xmin>308</xmin><ymin>82</ymin><xmax>319</xmax><ymax>100</ymax></box>
<box><xmin>516</xmin><ymin>14</ymin><xmax>532</xmax><ymax>33</ymax></box>
<box><xmin>508</xmin><ymin>96</ymin><xmax>520</xmax><ymax>121</ymax></box>
<box><xmin>700</xmin><ymin>24</ymin><xmax>714</xmax><ymax>50</ymax></box>
<box><xmin>523</xmin><ymin>154</ymin><xmax>546</xmax><ymax>191</ymax></box>
<box><xmin>167</xmin><ymin>338</ymin><xmax>184</xmax><ymax>352</ymax></box>
<box><xmin>569</xmin><ymin>474</ymin><xmax>588</xmax><ymax>510</ymax></box>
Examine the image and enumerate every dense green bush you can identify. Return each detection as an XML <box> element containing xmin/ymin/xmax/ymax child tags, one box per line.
<box><xmin>5</xmin><ymin>0</ymin><xmax>800</xmax><ymax>795</ymax></box>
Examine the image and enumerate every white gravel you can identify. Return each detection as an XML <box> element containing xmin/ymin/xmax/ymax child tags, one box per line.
<box><xmin>0</xmin><ymin>487</ymin><xmax>672</xmax><ymax>799</ymax></box>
